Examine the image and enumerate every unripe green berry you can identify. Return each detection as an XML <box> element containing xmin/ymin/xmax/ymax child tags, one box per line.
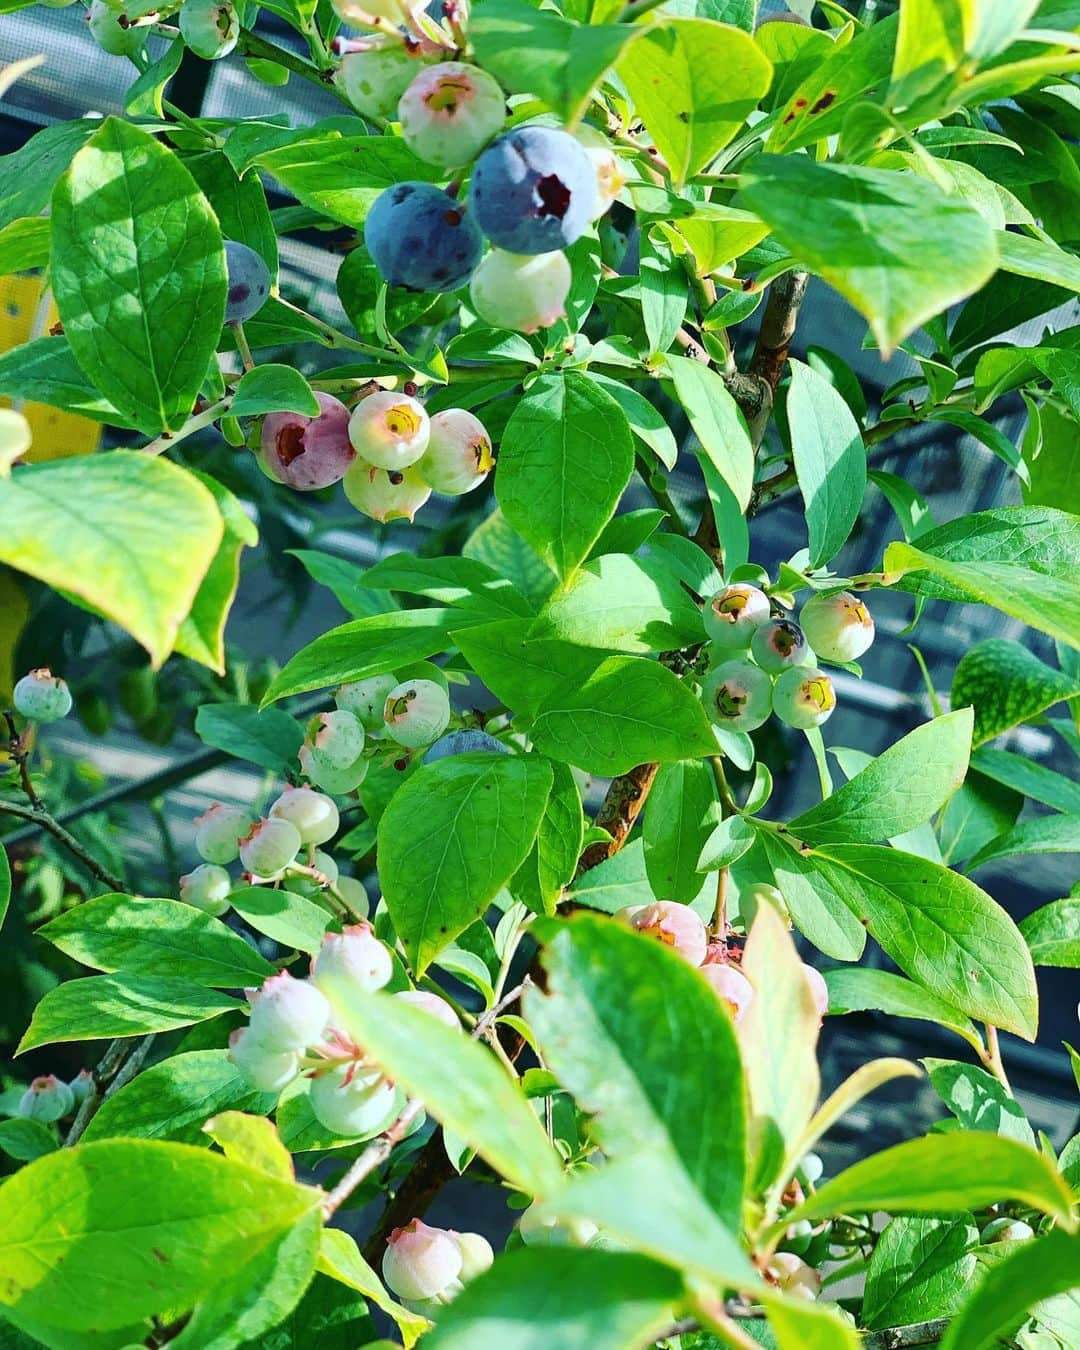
<box><xmin>336</xmin><ymin>673</ymin><xmax>399</xmax><ymax>732</ymax></box>
<box><xmin>335</xmin><ymin>875</ymin><xmax>370</xmax><ymax>917</ymax></box>
<box><xmin>228</xmin><ymin>1027</ymin><xmax>300</xmax><ymax>1092</ymax></box>
<box><xmin>18</xmin><ymin>1075</ymin><xmax>74</xmax><ymax>1123</ymax></box>
<box><xmin>194</xmin><ymin>801</ymin><xmax>252</xmax><ymax>865</ymax></box>
<box><xmin>750</xmin><ymin>618</ymin><xmax>811</xmax><ymax>674</ymax></box>
<box><xmin>799</xmin><ymin>1152</ymin><xmax>824</xmax><ymax>1185</ymax></box>
<box><xmin>398</xmin><ymin>62</ymin><xmax>506</xmax><ymax>170</ymax></box>
<box><xmin>348</xmin><ymin>391</ymin><xmax>430</xmax><ymax>471</ymax></box>
<box><xmin>701</xmin><ymin>659</ymin><xmax>773</xmax><ymax>732</ymax></box>
<box><xmin>337</xmin><ymin>41</ymin><xmax>440</xmax><ymax>120</ymax></box>
<box><xmin>247</xmin><ymin>971</ymin><xmax>330</xmax><ymax>1053</ymax></box>
<box><xmin>981</xmin><ymin>1217</ymin><xmax>1034</xmax><ymax>1244</ymax></box>
<box><xmin>179</xmin><ymin>863</ymin><xmax>232</xmax><ymax>916</ymax></box>
<box><xmin>772</xmin><ymin>666</ymin><xmax>836</xmax><ymax>730</ymax></box>
<box><xmin>703</xmin><ymin>584</ymin><xmax>771</xmax><ymax>648</ymax></box>
<box><xmin>383</xmin><ymin>678</ymin><xmax>451</xmax><ymax>748</ymax></box>
<box><xmin>469</xmin><ymin>249</ymin><xmax>572</xmax><ymax>334</ymax></box>
<box><xmin>449</xmin><ymin>1231</ymin><xmax>494</xmax><ymax>1282</ymax></box>
<box><xmin>238</xmin><ymin>817</ymin><xmax>302</xmax><ymax>877</ymax></box>
<box><xmin>180</xmin><ymin>0</ymin><xmax>239</xmax><ymax>60</ymax></box>
<box><xmin>799</xmin><ymin>591</ymin><xmax>875</xmax><ymax>663</ymax></box>
<box><xmin>343</xmin><ymin>458</ymin><xmax>433</xmax><ymax>524</ymax></box>
<box><xmin>396</xmin><ymin>988</ymin><xmax>460</xmax><ymax>1030</ymax></box>
<box><xmin>300</xmin><ymin>711</ymin><xmax>368</xmax><ymax>793</ymax></box>
<box><xmin>309</xmin><ymin>1062</ymin><xmax>397</xmax><ymax>1137</ymax></box>
<box><xmin>519</xmin><ymin>1203</ymin><xmax>598</xmax><ymax>1248</ymax></box>
<box><xmin>87</xmin><ymin>1</ymin><xmax>146</xmax><ymax>56</ymax></box>
<box><xmin>13</xmin><ymin>668</ymin><xmax>72</xmax><ymax>723</ymax></box>
<box><xmin>269</xmin><ymin>785</ymin><xmax>340</xmax><ymax>846</ymax></box>
<box><xmin>312</xmin><ymin>922</ymin><xmax>394</xmax><ymax>1004</ymax></box>
<box><xmin>68</xmin><ymin>1069</ymin><xmax>93</xmax><ymax>1108</ymax></box>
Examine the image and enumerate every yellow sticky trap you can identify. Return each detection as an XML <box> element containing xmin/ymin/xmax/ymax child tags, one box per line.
<box><xmin>0</xmin><ymin>273</ymin><xmax>100</xmax><ymax>462</ymax></box>
<box><xmin>0</xmin><ymin>567</ymin><xmax>29</xmax><ymax>704</ymax></box>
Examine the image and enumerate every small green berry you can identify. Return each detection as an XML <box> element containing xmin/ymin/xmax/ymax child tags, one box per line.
<box><xmin>749</xmin><ymin>618</ymin><xmax>811</xmax><ymax>674</ymax></box>
<box><xmin>703</xmin><ymin>584</ymin><xmax>771</xmax><ymax>648</ymax></box>
<box><xmin>701</xmin><ymin>659</ymin><xmax>773</xmax><ymax>732</ymax></box>
<box><xmin>772</xmin><ymin>666</ymin><xmax>836</xmax><ymax>730</ymax></box>
<box><xmin>800</xmin><ymin>591</ymin><xmax>875</xmax><ymax>663</ymax></box>
<box><xmin>13</xmin><ymin>668</ymin><xmax>72</xmax><ymax>723</ymax></box>
<box><xmin>383</xmin><ymin>678</ymin><xmax>451</xmax><ymax>748</ymax></box>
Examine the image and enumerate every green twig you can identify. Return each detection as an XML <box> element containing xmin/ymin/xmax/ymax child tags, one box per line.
<box><xmin>0</xmin><ymin>798</ymin><xmax>124</xmax><ymax>892</ymax></box>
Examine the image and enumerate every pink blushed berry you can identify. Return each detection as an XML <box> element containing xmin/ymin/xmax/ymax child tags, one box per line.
<box><xmin>348</xmin><ymin>391</ymin><xmax>430</xmax><ymax>472</ymax></box>
<box><xmin>617</xmin><ymin>900</ymin><xmax>708</xmax><ymax>967</ymax></box>
<box><xmin>395</xmin><ymin>989</ymin><xmax>460</xmax><ymax>1030</ymax></box>
<box><xmin>398</xmin><ymin>62</ymin><xmax>505</xmax><ymax>170</ymax></box>
<box><xmin>312</xmin><ymin>922</ymin><xmax>394</xmax><ymax>1003</ymax></box>
<box><xmin>269</xmin><ymin>785</ymin><xmax>340</xmax><ymax>846</ymax></box>
<box><xmin>803</xmin><ymin>963</ymin><xmax>829</xmax><ymax>1022</ymax></box>
<box><xmin>194</xmin><ymin>801</ymin><xmax>252</xmax><ymax>865</ymax></box>
<box><xmin>247</xmin><ymin>971</ymin><xmax>330</xmax><ymax>1053</ymax></box>
<box><xmin>383</xmin><ymin>1219</ymin><xmax>464</xmax><ymax>1301</ymax></box>
<box><xmin>766</xmin><ymin>1251</ymin><xmax>821</xmax><ymax>1300</ymax></box>
<box><xmin>259</xmin><ymin>393</ymin><xmax>355</xmax><ymax>491</ymax></box>
<box><xmin>701</xmin><ymin>963</ymin><xmax>754</xmax><ymax>1022</ymax></box>
<box><xmin>419</xmin><ymin>409</ymin><xmax>495</xmax><ymax>496</ymax></box>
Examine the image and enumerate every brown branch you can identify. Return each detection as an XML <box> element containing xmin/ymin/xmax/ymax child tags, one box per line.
<box><xmin>744</xmin><ymin>270</ymin><xmax>810</xmax><ymax>446</ymax></box>
<box><xmin>862</xmin><ymin>1318</ymin><xmax>950</xmax><ymax>1349</ymax></box>
<box><xmin>5</xmin><ymin>711</ymin><xmax>41</xmax><ymax>810</ymax></box>
<box><xmin>575</xmin><ymin>761</ymin><xmax>660</xmax><ymax>875</ymax></box>
<box><xmin>64</xmin><ymin>1034</ymin><xmax>154</xmax><ymax>1146</ymax></box>
<box><xmin>0</xmin><ymin>798</ymin><xmax>125</xmax><ymax>893</ymax></box>
<box><xmin>323</xmin><ymin>1097</ymin><xmax>427</xmax><ymax>1217</ymax></box>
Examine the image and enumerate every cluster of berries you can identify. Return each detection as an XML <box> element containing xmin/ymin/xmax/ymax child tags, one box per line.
<box><xmin>16</xmin><ymin>1069</ymin><xmax>91</xmax><ymax>1124</ymax></box>
<box><xmin>228</xmin><ymin>925</ymin><xmax>460</xmax><ymax>1137</ymax></box>
<box><xmin>332</xmin><ymin>5</ymin><xmax>622</xmax><ymax>332</ymax></box>
<box><xmin>700</xmin><ymin>587</ymin><xmax>875</xmax><ymax>735</ymax></box>
<box><xmin>84</xmin><ymin>0</ymin><xmax>240</xmax><ymax>60</ymax></box>
<box><xmin>382</xmin><ymin>1218</ymin><xmax>493</xmax><ymax>1316</ymax></box>
<box><xmin>258</xmin><ymin>387</ymin><xmax>493</xmax><ymax>523</ymax></box>
<box><xmin>616</xmin><ymin>896</ymin><xmax>828</xmax><ymax>1026</ymax></box>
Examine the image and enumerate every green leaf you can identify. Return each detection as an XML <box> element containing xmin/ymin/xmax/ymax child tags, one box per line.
<box><xmin>424</xmin><ymin>1247</ymin><xmax>681</xmax><ymax>1350</ymax></box>
<box><xmin>0</xmin><ymin>336</ymin><xmax>130</xmax><ymax>425</ymax></box>
<box><xmin>530</xmin><ymin>655</ymin><xmax>719</xmax><ymax>775</ymax></box>
<box><xmin>327</xmin><ymin>987</ymin><xmax>562</xmax><ymax>1198</ymax></box>
<box><xmin>862</xmin><ymin>1215</ymin><xmax>980</xmax><ymax>1330</ymax></box>
<box><xmin>639</xmin><ymin>227</ymin><xmax>688</xmax><ymax>358</ymax></box>
<box><xmin>887</xmin><ymin>538</ymin><xmax>1080</xmax><ymax>650</ymax></box>
<box><xmin>229</xmin><ymin>365</ymin><xmax>318</xmax><ymax>419</ymax></box>
<box><xmin>0</xmin><ymin>454</ymin><xmax>223</xmax><ymax>668</ymax></box>
<box><xmin>51</xmin><ymin>118</ymin><xmax>226</xmax><ymax>435</ymax></box>
<box><xmin>470</xmin><ymin>0</ymin><xmax>640</xmax><ymax>123</ymax></box>
<box><xmin>1019</xmin><ymin>897</ymin><xmax>1080</xmax><ymax>968</ymax></box>
<box><xmin>786</xmin><ymin>359</ymin><xmax>867</xmax><ymax>566</ymax></box>
<box><xmin>288</xmin><ymin>549</ymin><xmax>395</xmax><ymax>620</ymax></box>
<box><xmin>784</xmin><ymin>1134</ymin><xmax>1076</xmax><ymax>1231</ymax></box>
<box><xmin>531</xmin><ymin>553</ymin><xmax>704</xmax><ymax>654</ymax></box>
<box><xmin>337</xmin><ymin>245</ymin><xmax>435</xmax><ymax>344</ymax></box>
<box><xmin>665</xmin><ymin>355</ymin><xmax>754</xmax><ymax>512</ymax></box>
<box><xmin>318</xmin><ymin>1229</ymin><xmax>427</xmax><ymax>1350</ymax></box>
<box><xmin>996</xmin><ymin>229</ymin><xmax>1080</xmax><ymax>293</ymax></box>
<box><xmin>496</xmin><ymin>372</ymin><xmax>635</xmax><ymax>582</ymax></box>
<box><xmin>229</xmin><ymin>886</ymin><xmax>334</xmax><ymax>956</ymax></box>
<box><xmin>739</xmin><ymin>902</ymin><xmax>821</xmax><ymax>1184</ymax></box>
<box><xmin>0</xmin><ymin>217</ymin><xmax>49</xmax><ymax>275</ymax></box>
<box><xmin>670</xmin><ymin>204</ymin><xmax>770</xmax><ymax>277</ymax></box>
<box><xmin>0</xmin><ymin>843</ymin><xmax>8</xmax><ymax>933</ymax></box>
<box><xmin>823</xmin><ymin>967</ymin><xmax>981</xmax><ymax>1050</ymax></box>
<box><xmin>175</xmin><ymin>472</ymin><xmax>259</xmax><ymax>675</ymax></box>
<box><xmin>195</xmin><ymin>703</ymin><xmax>302</xmax><ymax>774</ymax></box>
<box><xmin>510</xmin><ymin>761</ymin><xmax>584</xmax><ymax>916</ymax></box>
<box><xmin>454</xmin><ymin>618</ymin><xmax>610</xmax><ymax>720</ymax></box>
<box><xmin>261</xmin><ymin>610</ymin><xmax>456</xmax><ymax>704</ymax></box>
<box><xmin>205</xmin><ymin>1112</ymin><xmax>295</xmax><ymax>1181</ymax></box>
<box><xmin>941</xmin><ymin>1230</ymin><xmax>1080</xmax><ymax>1350</ymax></box>
<box><xmin>789</xmin><ymin>709</ymin><xmax>973</xmax><ymax>843</ymax></box>
<box><xmin>618</xmin><ymin>19</ymin><xmax>772</xmax><ymax>184</ymax></box>
<box><xmin>972</xmin><ymin>747</ymin><xmax>1080</xmax><ymax>816</ymax></box>
<box><xmin>17</xmin><ymin>975</ymin><xmax>243</xmax><ymax>1053</ymax></box>
<box><xmin>184</xmin><ymin>149</ymin><xmax>277</xmax><ymax>278</ymax></box>
<box><xmin>697</xmin><ymin>814</ymin><xmax>756</xmax><ymax>872</ymax></box>
<box><xmin>0</xmin><ymin>1118</ymin><xmax>56</xmax><ymax>1164</ymax></box>
<box><xmin>760</xmin><ymin>1292</ymin><xmax>862</xmax><ymax>1350</ymax></box>
<box><xmin>0</xmin><ymin>120</ymin><xmax>94</xmax><ymax>234</ymax></box>
<box><xmin>463</xmin><ymin>509</ymin><xmax>556</xmax><ymax>611</ymax></box>
<box><xmin>1026</xmin><ymin>403</ymin><xmax>1080</xmax><ymax>514</ymax></box>
<box><xmin>924</xmin><ymin>1058</ymin><xmax>1036</xmax><ymax>1146</ymax></box>
<box><xmin>938</xmin><ymin>769</ymin><xmax>1023</xmax><ymax>868</ymax></box>
<box><xmin>0</xmin><ymin>1140</ymin><xmax>319</xmax><ymax>1333</ymax></box>
<box><xmin>741</xmin><ymin>157</ymin><xmax>998</xmax><ymax>353</ymax></box>
<box><xmin>529</xmin><ymin>914</ymin><xmax>746</xmax><ymax>1227</ymax></box>
<box><xmin>361</xmin><ymin>553</ymin><xmax>532</xmax><ymax>620</ymax></box>
<box><xmin>564</xmin><ymin>838</ymin><xmax>655</xmax><ymax>914</ymax></box>
<box><xmin>250</xmin><ymin>137</ymin><xmax>438</xmax><ymax>226</ymax></box>
<box><xmin>378</xmin><ymin>753</ymin><xmax>552</xmax><ymax>973</ymax></box>
<box><xmin>589</xmin><ymin>377</ymin><xmax>679</xmax><ymax>470</ymax></box>
<box><xmin>37</xmin><ymin>894</ymin><xmax>273</xmax><ymax>987</ymax></box>
<box><xmin>82</xmin><ymin>1051</ymin><xmax>277</xmax><ymax>1145</ymax></box>
<box><xmin>758</xmin><ymin>830</ymin><xmax>868</xmax><ymax>961</ymax></box>
<box><xmin>952</xmin><ymin>640</ymin><xmax>1080</xmax><ymax>746</ymax></box>
<box><xmin>966</xmin><ymin>813</ymin><xmax>1080</xmax><ymax>872</ymax></box>
<box><xmin>799</xmin><ymin>844</ymin><xmax>1038</xmax><ymax>1038</ymax></box>
<box><xmin>643</xmin><ymin>759</ymin><xmax>720</xmax><ymax>903</ymax></box>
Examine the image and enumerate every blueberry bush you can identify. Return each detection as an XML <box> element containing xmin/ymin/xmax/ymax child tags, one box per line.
<box><xmin>1</xmin><ymin>1</ymin><xmax>1079</xmax><ymax>1346</ymax></box>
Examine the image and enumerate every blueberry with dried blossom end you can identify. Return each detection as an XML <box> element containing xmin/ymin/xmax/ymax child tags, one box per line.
<box><xmin>766</xmin><ymin>1252</ymin><xmax>821</xmax><ymax>1301</ymax></box>
<box><xmin>343</xmin><ymin>458</ymin><xmax>433</xmax><ymax>524</ymax></box>
<box><xmin>269</xmin><ymin>785</ymin><xmax>340</xmax><ymax>846</ymax></box>
<box><xmin>398</xmin><ymin>62</ymin><xmax>505</xmax><ymax>170</ymax></box>
<box><xmin>309</xmin><ymin>1062</ymin><xmax>398</xmax><ymax>1137</ymax></box>
<box><xmin>259</xmin><ymin>393</ymin><xmax>354</xmax><ymax>491</ymax></box>
<box><xmin>471</xmin><ymin>127</ymin><xmax>597</xmax><ymax>254</ymax></box>
<box><xmin>304</xmin><ymin>710</ymin><xmax>366</xmax><ymax>773</ymax></box>
<box><xmin>419</xmin><ymin>409</ymin><xmax>495</xmax><ymax>495</ymax></box>
<box><xmin>18</xmin><ymin>1075</ymin><xmax>74</xmax><ymax>1123</ymax></box>
<box><xmin>179</xmin><ymin>863</ymin><xmax>232</xmax><ymax>916</ymax></box>
<box><xmin>194</xmin><ymin>801</ymin><xmax>252</xmax><ymax>865</ymax></box>
<box><xmin>750</xmin><ymin>618</ymin><xmax>811</xmax><ymax>674</ymax></box>
<box><xmin>228</xmin><ymin>1027</ymin><xmax>300</xmax><ymax>1093</ymax></box>
<box><xmin>701</xmin><ymin>659</ymin><xmax>773</xmax><ymax>733</ymax></box>
<box><xmin>87</xmin><ymin>0</ymin><xmax>146</xmax><ymax>56</ymax></box>
<box><xmin>13</xmin><ymin>668</ymin><xmax>72</xmax><ymax>723</ymax></box>
<box><xmin>383</xmin><ymin>678</ymin><xmax>451</xmax><ymax>748</ymax></box>
<box><xmin>981</xmin><ymin>1217</ymin><xmax>1034</xmax><ymax>1243</ymax></box>
<box><xmin>799</xmin><ymin>591</ymin><xmax>875</xmax><ymax>663</ymax></box>
<box><xmin>702</xmin><ymin>584</ymin><xmax>772</xmax><ymax>648</ymax></box>
<box><xmin>617</xmin><ymin>900</ymin><xmax>708</xmax><ymax>966</ymax></box>
<box><xmin>773</xmin><ymin>666</ymin><xmax>837</xmax><ymax>730</ymax></box>
<box><xmin>247</xmin><ymin>971</ymin><xmax>330</xmax><ymax>1054</ymax></box>
<box><xmin>312</xmin><ymin>922</ymin><xmax>394</xmax><ymax>1002</ymax></box>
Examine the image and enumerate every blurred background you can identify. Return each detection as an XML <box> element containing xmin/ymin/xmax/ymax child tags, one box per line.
<box><xmin>1</xmin><ymin>0</ymin><xmax>1077</xmax><ymax>1238</ymax></box>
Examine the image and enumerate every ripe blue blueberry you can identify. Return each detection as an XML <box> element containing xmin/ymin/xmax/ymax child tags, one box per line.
<box><xmin>223</xmin><ymin>240</ymin><xmax>271</xmax><ymax>323</ymax></box>
<box><xmin>179</xmin><ymin>0</ymin><xmax>238</xmax><ymax>60</ymax></box>
<box><xmin>702</xmin><ymin>659</ymin><xmax>773</xmax><ymax>732</ymax></box>
<box><xmin>470</xmin><ymin>127</ymin><xmax>598</xmax><ymax>254</ymax></box>
<box><xmin>365</xmin><ymin>183</ymin><xmax>484</xmax><ymax>293</ymax></box>
<box><xmin>13</xmin><ymin>668</ymin><xmax>72</xmax><ymax>723</ymax></box>
<box><xmin>749</xmin><ymin>618</ymin><xmax>811</xmax><ymax>674</ymax></box>
<box><xmin>423</xmin><ymin>729</ymin><xmax>508</xmax><ymax>763</ymax></box>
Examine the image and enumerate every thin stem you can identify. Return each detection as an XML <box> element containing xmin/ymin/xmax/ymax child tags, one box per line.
<box><xmin>235</xmin><ymin>29</ymin><xmax>352</xmax><ymax>105</ymax></box>
<box><xmin>474</xmin><ymin>978</ymin><xmax>532</xmax><ymax>1040</ymax></box>
<box><xmin>64</xmin><ymin>1034</ymin><xmax>154</xmax><ymax>1146</ymax></box>
<box><xmin>322</xmin><ymin>1096</ymin><xmax>426</xmax><ymax>1216</ymax></box>
<box><xmin>232</xmin><ymin>321</ymin><xmax>255</xmax><ymax>373</ymax></box>
<box><xmin>982</xmin><ymin>1024</ymin><xmax>1012</xmax><ymax>1091</ymax></box>
<box><xmin>635</xmin><ymin>453</ymin><xmax>688</xmax><ymax>537</ymax></box>
<box><xmin>0</xmin><ymin>799</ymin><xmax>124</xmax><ymax>892</ymax></box>
<box><xmin>617</xmin><ymin>0</ymin><xmax>673</xmax><ymax>22</ymax></box>
<box><xmin>140</xmin><ymin>399</ymin><xmax>231</xmax><ymax>455</ymax></box>
<box><xmin>5</xmin><ymin>710</ymin><xmax>40</xmax><ymax>809</ymax></box>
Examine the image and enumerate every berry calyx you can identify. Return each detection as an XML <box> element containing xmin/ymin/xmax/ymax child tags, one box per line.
<box><xmin>364</xmin><ymin>183</ymin><xmax>484</xmax><ymax>293</ymax></box>
<box><xmin>383</xmin><ymin>678</ymin><xmax>451</xmax><ymax>748</ymax></box>
<box><xmin>471</xmin><ymin>128</ymin><xmax>597</xmax><ymax>254</ymax></box>
<box><xmin>228</xmin><ymin>1027</ymin><xmax>300</xmax><ymax>1093</ymax></box>
<box><xmin>703</xmin><ymin>584</ymin><xmax>771</xmax><ymax>648</ymax></box>
<box><xmin>469</xmin><ymin>248</ymin><xmax>572</xmax><ymax>334</ymax></box>
<box><xmin>348</xmin><ymin>391</ymin><xmax>430</xmax><ymax>471</ymax></box>
<box><xmin>247</xmin><ymin>971</ymin><xmax>330</xmax><ymax>1053</ymax></box>
<box><xmin>749</xmin><ymin>618</ymin><xmax>811</xmax><ymax>674</ymax></box>
<box><xmin>13</xmin><ymin>668</ymin><xmax>72</xmax><ymax>723</ymax></box>
<box><xmin>799</xmin><ymin>591</ymin><xmax>875</xmax><ymax>663</ymax></box>
<box><xmin>419</xmin><ymin>409</ymin><xmax>495</xmax><ymax>495</ymax></box>
<box><xmin>269</xmin><ymin>785</ymin><xmax>340</xmax><ymax>846</ymax></box>
<box><xmin>701</xmin><ymin>659</ymin><xmax>773</xmax><ymax>732</ymax></box>
<box><xmin>179</xmin><ymin>863</ymin><xmax>232</xmax><ymax>916</ymax></box>
<box><xmin>772</xmin><ymin>666</ymin><xmax>837</xmax><ymax>730</ymax></box>
<box><xmin>194</xmin><ymin>801</ymin><xmax>252</xmax><ymax>865</ymax></box>
<box><xmin>260</xmin><ymin>393</ymin><xmax>355</xmax><ymax>491</ymax></box>
<box><xmin>336</xmin><ymin>674</ymin><xmax>399</xmax><ymax>732</ymax></box>
<box><xmin>383</xmin><ymin>1219</ymin><xmax>464</xmax><ymax>1301</ymax></box>
<box><xmin>238</xmin><ymin>816</ymin><xmax>302</xmax><ymax>878</ymax></box>
<box><xmin>617</xmin><ymin>900</ymin><xmax>708</xmax><ymax>967</ymax></box>
<box><xmin>223</xmin><ymin>241</ymin><xmax>271</xmax><ymax>324</ymax></box>
<box><xmin>309</xmin><ymin>1062</ymin><xmax>397</xmax><ymax>1137</ymax></box>
<box><xmin>312</xmin><ymin>922</ymin><xmax>394</xmax><ymax>1003</ymax></box>
<box><xmin>398</xmin><ymin>62</ymin><xmax>505</xmax><ymax>170</ymax></box>
<box><xmin>343</xmin><ymin>459</ymin><xmax>433</xmax><ymax>524</ymax></box>
<box><xmin>18</xmin><ymin>1075</ymin><xmax>75</xmax><ymax>1123</ymax></box>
